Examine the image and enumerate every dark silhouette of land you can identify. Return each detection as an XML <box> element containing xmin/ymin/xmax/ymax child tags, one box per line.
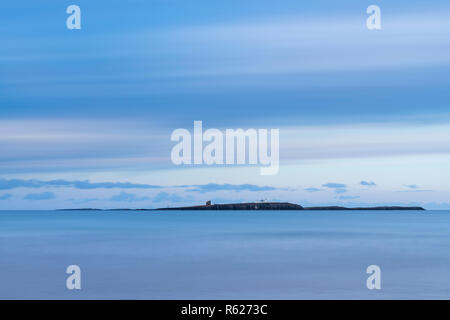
<box><xmin>304</xmin><ymin>206</ymin><xmax>425</xmax><ymax>211</ymax></box>
<box><xmin>157</xmin><ymin>202</ymin><xmax>304</xmax><ymax>210</ymax></box>
<box><xmin>155</xmin><ymin>202</ymin><xmax>425</xmax><ymax>211</ymax></box>
<box><xmin>59</xmin><ymin>202</ymin><xmax>425</xmax><ymax>211</ymax></box>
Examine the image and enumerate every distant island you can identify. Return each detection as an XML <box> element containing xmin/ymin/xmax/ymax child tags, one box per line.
<box><xmin>155</xmin><ymin>201</ymin><xmax>425</xmax><ymax>211</ymax></box>
<box><xmin>58</xmin><ymin>201</ymin><xmax>425</xmax><ymax>211</ymax></box>
<box><xmin>304</xmin><ymin>205</ymin><xmax>425</xmax><ymax>211</ymax></box>
<box><xmin>60</xmin><ymin>201</ymin><xmax>425</xmax><ymax>211</ymax></box>
<box><xmin>157</xmin><ymin>202</ymin><xmax>304</xmax><ymax>210</ymax></box>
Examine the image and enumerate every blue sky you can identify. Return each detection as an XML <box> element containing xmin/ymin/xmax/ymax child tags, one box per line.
<box><xmin>1</xmin><ymin>1</ymin><xmax>450</xmax><ymax>209</ymax></box>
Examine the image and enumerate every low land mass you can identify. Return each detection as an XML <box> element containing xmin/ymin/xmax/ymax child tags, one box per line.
<box><xmin>155</xmin><ymin>202</ymin><xmax>425</xmax><ymax>211</ymax></box>
<box><xmin>59</xmin><ymin>202</ymin><xmax>426</xmax><ymax>211</ymax></box>
<box><xmin>304</xmin><ymin>206</ymin><xmax>425</xmax><ymax>211</ymax></box>
<box><xmin>157</xmin><ymin>202</ymin><xmax>304</xmax><ymax>211</ymax></box>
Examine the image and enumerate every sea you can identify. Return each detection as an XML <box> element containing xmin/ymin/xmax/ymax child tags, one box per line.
<box><xmin>1</xmin><ymin>210</ymin><xmax>449</xmax><ymax>299</ymax></box>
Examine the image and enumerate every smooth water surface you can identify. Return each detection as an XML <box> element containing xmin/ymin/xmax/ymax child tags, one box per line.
<box><xmin>1</xmin><ymin>210</ymin><xmax>449</xmax><ymax>299</ymax></box>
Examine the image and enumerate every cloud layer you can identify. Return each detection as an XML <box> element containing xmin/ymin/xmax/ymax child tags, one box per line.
<box><xmin>24</xmin><ymin>192</ymin><xmax>55</xmax><ymax>200</ymax></box>
<box><xmin>0</xmin><ymin>179</ymin><xmax>162</xmax><ymax>190</ymax></box>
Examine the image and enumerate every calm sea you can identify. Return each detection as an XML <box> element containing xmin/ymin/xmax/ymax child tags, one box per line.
<box><xmin>1</xmin><ymin>210</ymin><xmax>449</xmax><ymax>299</ymax></box>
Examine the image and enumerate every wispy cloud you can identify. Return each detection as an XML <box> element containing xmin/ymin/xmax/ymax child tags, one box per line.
<box><xmin>24</xmin><ymin>192</ymin><xmax>55</xmax><ymax>200</ymax></box>
<box><xmin>67</xmin><ymin>198</ymin><xmax>99</xmax><ymax>204</ymax></box>
<box><xmin>360</xmin><ymin>181</ymin><xmax>376</xmax><ymax>187</ymax></box>
<box><xmin>146</xmin><ymin>13</ymin><xmax>450</xmax><ymax>79</ymax></box>
<box><xmin>109</xmin><ymin>192</ymin><xmax>150</xmax><ymax>202</ymax></box>
<box><xmin>0</xmin><ymin>179</ymin><xmax>281</xmax><ymax>196</ymax></box>
<box><xmin>322</xmin><ymin>183</ymin><xmax>346</xmax><ymax>189</ymax></box>
<box><xmin>338</xmin><ymin>195</ymin><xmax>360</xmax><ymax>200</ymax></box>
<box><xmin>153</xmin><ymin>192</ymin><xmax>192</xmax><ymax>203</ymax></box>
<box><xmin>0</xmin><ymin>179</ymin><xmax>162</xmax><ymax>190</ymax></box>
<box><xmin>305</xmin><ymin>187</ymin><xmax>322</xmax><ymax>193</ymax></box>
<box><xmin>322</xmin><ymin>183</ymin><xmax>347</xmax><ymax>194</ymax></box>
<box><xmin>185</xmin><ymin>183</ymin><xmax>277</xmax><ymax>193</ymax></box>
<box><xmin>282</xmin><ymin>122</ymin><xmax>450</xmax><ymax>162</ymax></box>
<box><xmin>397</xmin><ymin>185</ymin><xmax>434</xmax><ymax>193</ymax></box>
<box><xmin>0</xmin><ymin>193</ymin><xmax>12</xmax><ymax>200</ymax></box>
<box><xmin>2</xmin><ymin>120</ymin><xmax>450</xmax><ymax>174</ymax></box>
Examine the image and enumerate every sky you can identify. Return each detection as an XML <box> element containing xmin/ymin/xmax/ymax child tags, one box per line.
<box><xmin>1</xmin><ymin>0</ymin><xmax>450</xmax><ymax>209</ymax></box>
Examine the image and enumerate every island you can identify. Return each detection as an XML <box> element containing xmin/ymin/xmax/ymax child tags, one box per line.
<box><xmin>304</xmin><ymin>206</ymin><xmax>425</xmax><ymax>211</ymax></box>
<box><xmin>157</xmin><ymin>202</ymin><xmax>304</xmax><ymax>211</ymax></box>
<box><xmin>154</xmin><ymin>201</ymin><xmax>425</xmax><ymax>211</ymax></box>
<box><xmin>58</xmin><ymin>201</ymin><xmax>426</xmax><ymax>211</ymax></box>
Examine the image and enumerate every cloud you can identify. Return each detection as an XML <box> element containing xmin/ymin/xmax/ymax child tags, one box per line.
<box><xmin>338</xmin><ymin>195</ymin><xmax>360</xmax><ymax>200</ymax></box>
<box><xmin>281</xmin><ymin>122</ymin><xmax>450</xmax><ymax>162</ymax></box>
<box><xmin>305</xmin><ymin>187</ymin><xmax>322</xmax><ymax>192</ymax></box>
<box><xmin>0</xmin><ymin>193</ymin><xmax>12</xmax><ymax>200</ymax></box>
<box><xmin>24</xmin><ymin>192</ymin><xmax>55</xmax><ymax>200</ymax></box>
<box><xmin>0</xmin><ymin>179</ymin><xmax>162</xmax><ymax>190</ymax></box>
<box><xmin>360</xmin><ymin>181</ymin><xmax>376</xmax><ymax>187</ymax></box>
<box><xmin>0</xmin><ymin>179</ymin><xmax>280</xmax><ymax>196</ymax></box>
<box><xmin>185</xmin><ymin>183</ymin><xmax>277</xmax><ymax>193</ymax></box>
<box><xmin>396</xmin><ymin>185</ymin><xmax>434</xmax><ymax>193</ymax></box>
<box><xmin>322</xmin><ymin>183</ymin><xmax>347</xmax><ymax>194</ymax></box>
<box><xmin>153</xmin><ymin>192</ymin><xmax>192</xmax><ymax>203</ymax></box>
<box><xmin>3</xmin><ymin>120</ymin><xmax>450</xmax><ymax>174</ymax></box>
<box><xmin>109</xmin><ymin>192</ymin><xmax>150</xmax><ymax>202</ymax></box>
<box><xmin>322</xmin><ymin>183</ymin><xmax>347</xmax><ymax>189</ymax></box>
<box><xmin>67</xmin><ymin>198</ymin><xmax>99</xmax><ymax>204</ymax></box>
<box><xmin>157</xmin><ymin>13</ymin><xmax>450</xmax><ymax>77</ymax></box>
